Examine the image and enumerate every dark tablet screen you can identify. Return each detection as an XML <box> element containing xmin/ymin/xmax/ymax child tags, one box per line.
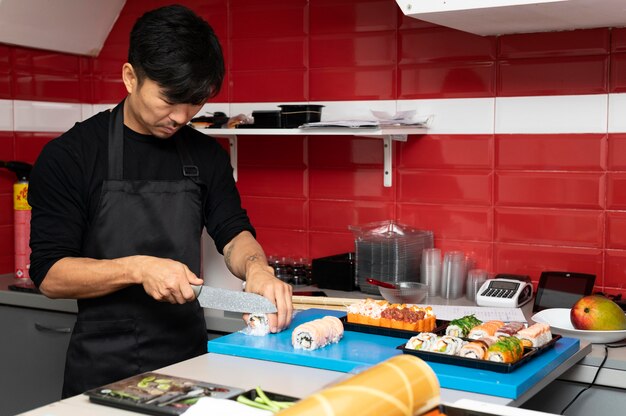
<box><xmin>533</xmin><ymin>271</ymin><xmax>595</xmax><ymax>312</ymax></box>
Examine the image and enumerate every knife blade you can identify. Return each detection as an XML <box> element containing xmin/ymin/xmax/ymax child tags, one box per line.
<box><xmin>193</xmin><ymin>285</ymin><xmax>277</xmax><ymax>314</ymax></box>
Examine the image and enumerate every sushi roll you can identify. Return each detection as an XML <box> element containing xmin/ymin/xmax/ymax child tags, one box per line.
<box><xmin>468</xmin><ymin>320</ymin><xmax>505</xmax><ymax>340</ymax></box>
<box><xmin>486</xmin><ymin>336</ymin><xmax>524</xmax><ymax>363</ymax></box>
<box><xmin>380</xmin><ymin>303</ymin><xmax>406</xmax><ymax>329</ymax></box>
<box><xmin>494</xmin><ymin>321</ymin><xmax>526</xmax><ymax>337</ymax></box>
<box><xmin>458</xmin><ymin>336</ymin><xmax>498</xmax><ymax>360</ymax></box>
<box><xmin>380</xmin><ymin>305</ymin><xmax>437</xmax><ymax>332</ymax></box>
<box><xmin>292</xmin><ymin>316</ymin><xmax>344</xmax><ymax>351</ymax></box>
<box><xmin>321</xmin><ymin>316</ymin><xmax>344</xmax><ymax>343</ymax></box>
<box><xmin>445</xmin><ymin>314</ymin><xmax>482</xmax><ymax>337</ymax></box>
<box><xmin>244</xmin><ymin>314</ymin><xmax>270</xmax><ymax>336</ymax></box>
<box><xmin>429</xmin><ymin>335</ymin><xmax>466</xmax><ymax>355</ymax></box>
<box><xmin>515</xmin><ymin>323</ymin><xmax>552</xmax><ymax>347</ymax></box>
<box><xmin>405</xmin><ymin>332</ymin><xmax>439</xmax><ymax>351</ymax></box>
<box><xmin>346</xmin><ymin>299</ymin><xmax>388</xmax><ymax>326</ymax></box>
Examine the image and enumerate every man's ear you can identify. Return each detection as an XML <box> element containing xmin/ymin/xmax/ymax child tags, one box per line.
<box><xmin>122</xmin><ymin>63</ymin><xmax>137</xmax><ymax>94</ymax></box>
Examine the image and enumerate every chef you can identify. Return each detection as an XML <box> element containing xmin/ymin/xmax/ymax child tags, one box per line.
<box><xmin>27</xmin><ymin>4</ymin><xmax>293</xmax><ymax>398</ymax></box>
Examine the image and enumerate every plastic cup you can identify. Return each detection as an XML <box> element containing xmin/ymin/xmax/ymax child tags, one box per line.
<box><xmin>420</xmin><ymin>248</ymin><xmax>441</xmax><ymax>297</ymax></box>
<box><xmin>441</xmin><ymin>251</ymin><xmax>466</xmax><ymax>299</ymax></box>
<box><xmin>466</xmin><ymin>269</ymin><xmax>489</xmax><ymax>302</ymax></box>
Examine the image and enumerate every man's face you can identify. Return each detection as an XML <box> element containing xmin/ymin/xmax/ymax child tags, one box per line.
<box><xmin>123</xmin><ymin>65</ymin><xmax>205</xmax><ymax>139</ymax></box>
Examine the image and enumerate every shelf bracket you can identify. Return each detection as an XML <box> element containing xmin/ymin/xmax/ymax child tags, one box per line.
<box><xmin>359</xmin><ymin>133</ymin><xmax>407</xmax><ymax>187</ymax></box>
<box><xmin>229</xmin><ymin>135</ymin><xmax>238</xmax><ymax>182</ymax></box>
<box><xmin>383</xmin><ymin>136</ymin><xmax>392</xmax><ymax>187</ymax></box>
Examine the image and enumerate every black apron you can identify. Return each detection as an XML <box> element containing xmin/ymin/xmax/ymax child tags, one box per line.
<box><xmin>62</xmin><ymin>102</ymin><xmax>207</xmax><ymax>398</ymax></box>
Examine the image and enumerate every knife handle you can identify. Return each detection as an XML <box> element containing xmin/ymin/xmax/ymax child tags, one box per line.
<box><xmin>192</xmin><ymin>285</ymin><xmax>202</xmax><ymax>297</ymax></box>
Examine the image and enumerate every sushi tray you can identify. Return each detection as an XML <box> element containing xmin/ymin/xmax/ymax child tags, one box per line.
<box><xmin>340</xmin><ymin>316</ymin><xmax>449</xmax><ymax>339</ymax></box>
<box><xmin>85</xmin><ymin>372</ymin><xmax>244</xmax><ymax>415</ymax></box>
<box><xmin>397</xmin><ymin>334</ymin><xmax>562</xmax><ymax>373</ymax></box>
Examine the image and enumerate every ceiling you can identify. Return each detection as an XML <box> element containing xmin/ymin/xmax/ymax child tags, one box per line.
<box><xmin>396</xmin><ymin>0</ymin><xmax>626</xmax><ymax>36</ymax></box>
<box><xmin>0</xmin><ymin>0</ymin><xmax>126</xmax><ymax>56</ymax></box>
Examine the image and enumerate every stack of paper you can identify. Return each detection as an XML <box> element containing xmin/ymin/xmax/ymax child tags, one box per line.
<box><xmin>300</xmin><ymin>109</ymin><xmax>431</xmax><ymax>129</ymax></box>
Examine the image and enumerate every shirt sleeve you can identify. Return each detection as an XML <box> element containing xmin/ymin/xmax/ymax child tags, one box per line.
<box><xmin>199</xmin><ymin>138</ymin><xmax>255</xmax><ymax>254</ymax></box>
<box><xmin>28</xmin><ymin>135</ymin><xmax>88</xmax><ymax>287</ymax></box>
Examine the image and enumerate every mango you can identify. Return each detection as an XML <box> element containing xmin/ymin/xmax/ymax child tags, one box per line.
<box><xmin>570</xmin><ymin>295</ymin><xmax>626</xmax><ymax>330</ymax></box>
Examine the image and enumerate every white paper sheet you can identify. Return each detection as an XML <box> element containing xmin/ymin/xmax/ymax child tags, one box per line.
<box><xmin>415</xmin><ymin>304</ymin><xmax>527</xmax><ymax>322</ymax></box>
<box><xmin>183</xmin><ymin>397</ymin><xmax>272</xmax><ymax>416</ymax></box>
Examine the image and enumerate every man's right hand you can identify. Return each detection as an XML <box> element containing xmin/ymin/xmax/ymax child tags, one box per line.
<box><xmin>133</xmin><ymin>256</ymin><xmax>204</xmax><ymax>304</ymax></box>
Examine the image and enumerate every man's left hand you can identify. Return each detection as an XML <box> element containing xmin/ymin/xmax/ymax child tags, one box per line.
<box><xmin>244</xmin><ymin>264</ymin><xmax>293</xmax><ymax>333</ymax></box>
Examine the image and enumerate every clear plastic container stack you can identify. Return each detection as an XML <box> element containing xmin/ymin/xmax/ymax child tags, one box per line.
<box><xmin>350</xmin><ymin>221</ymin><xmax>434</xmax><ymax>295</ymax></box>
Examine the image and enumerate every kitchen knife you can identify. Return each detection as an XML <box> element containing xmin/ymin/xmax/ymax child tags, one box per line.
<box><xmin>193</xmin><ymin>285</ymin><xmax>277</xmax><ymax>314</ymax></box>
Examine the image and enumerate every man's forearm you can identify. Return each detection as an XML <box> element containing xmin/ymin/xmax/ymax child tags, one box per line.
<box><xmin>223</xmin><ymin>231</ymin><xmax>270</xmax><ymax>280</ymax></box>
<box><xmin>39</xmin><ymin>256</ymin><xmax>141</xmax><ymax>299</ymax></box>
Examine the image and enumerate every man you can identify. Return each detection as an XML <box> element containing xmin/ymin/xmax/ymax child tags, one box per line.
<box><xmin>28</xmin><ymin>5</ymin><xmax>293</xmax><ymax>398</ymax></box>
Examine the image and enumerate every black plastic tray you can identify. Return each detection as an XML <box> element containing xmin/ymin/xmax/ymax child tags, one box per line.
<box><xmin>340</xmin><ymin>316</ymin><xmax>449</xmax><ymax>339</ymax></box>
<box><xmin>397</xmin><ymin>334</ymin><xmax>561</xmax><ymax>373</ymax></box>
<box><xmin>86</xmin><ymin>372</ymin><xmax>243</xmax><ymax>416</ymax></box>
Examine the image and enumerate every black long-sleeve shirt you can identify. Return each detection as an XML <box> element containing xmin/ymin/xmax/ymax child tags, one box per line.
<box><xmin>28</xmin><ymin>109</ymin><xmax>254</xmax><ymax>286</ymax></box>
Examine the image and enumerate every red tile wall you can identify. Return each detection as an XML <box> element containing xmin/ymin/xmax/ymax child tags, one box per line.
<box><xmin>1</xmin><ymin>0</ymin><xmax>625</xmax><ymax>296</ymax></box>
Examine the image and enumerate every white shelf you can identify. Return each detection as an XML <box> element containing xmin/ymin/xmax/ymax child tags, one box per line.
<box><xmin>198</xmin><ymin>126</ymin><xmax>427</xmax><ymax>187</ymax></box>
<box><xmin>396</xmin><ymin>0</ymin><xmax>626</xmax><ymax>36</ymax></box>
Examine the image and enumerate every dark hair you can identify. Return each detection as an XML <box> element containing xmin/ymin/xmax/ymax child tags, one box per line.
<box><xmin>128</xmin><ymin>4</ymin><xmax>224</xmax><ymax>104</ymax></box>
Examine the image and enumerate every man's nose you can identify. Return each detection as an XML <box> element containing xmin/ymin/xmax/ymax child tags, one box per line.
<box><xmin>169</xmin><ymin>104</ymin><xmax>194</xmax><ymax>126</ymax></box>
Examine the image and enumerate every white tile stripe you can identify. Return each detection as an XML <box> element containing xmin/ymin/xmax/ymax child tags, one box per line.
<box><xmin>1</xmin><ymin>93</ymin><xmax>625</xmax><ymax>134</ymax></box>
<box><xmin>495</xmin><ymin>95</ymin><xmax>608</xmax><ymax>134</ymax></box>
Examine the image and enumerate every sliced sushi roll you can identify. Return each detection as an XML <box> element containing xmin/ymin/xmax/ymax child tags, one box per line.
<box><xmin>346</xmin><ymin>299</ymin><xmax>389</xmax><ymax>326</ymax></box>
<box><xmin>515</xmin><ymin>323</ymin><xmax>552</xmax><ymax>347</ymax></box>
<box><xmin>405</xmin><ymin>332</ymin><xmax>439</xmax><ymax>351</ymax></box>
<box><xmin>458</xmin><ymin>336</ymin><xmax>498</xmax><ymax>360</ymax></box>
<box><xmin>486</xmin><ymin>336</ymin><xmax>524</xmax><ymax>363</ymax></box>
<box><xmin>429</xmin><ymin>335</ymin><xmax>466</xmax><ymax>355</ymax></box>
<box><xmin>321</xmin><ymin>316</ymin><xmax>345</xmax><ymax>343</ymax></box>
<box><xmin>292</xmin><ymin>322</ymin><xmax>322</xmax><ymax>350</ymax></box>
<box><xmin>494</xmin><ymin>321</ymin><xmax>526</xmax><ymax>337</ymax></box>
<box><xmin>292</xmin><ymin>316</ymin><xmax>344</xmax><ymax>351</ymax></box>
<box><xmin>245</xmin><ymin>314</ymin><xmax>270</xmax><ymax>336</ymax></box>
<box><xmin>468</xmin><ymin>320</ymin><xmax>505</xmax><ymax>340</ymax></box>
<box><xmin>445</xmin><ymin>314</ymin><xmax>482</xmax><ymax>337</ymax></box>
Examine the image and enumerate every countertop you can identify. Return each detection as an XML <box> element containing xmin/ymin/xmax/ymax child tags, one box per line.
<box><xmin>0</xmin><ymin>274</ymin><xmax>606</xmax><ymax>415</ymax></box>
<box><xmin>19</xmin><ymin>352</ymin><xmax>584</xmax><ymax>416</ymax></box>
<box><xmin>2</xmin><ymin>274</ymin><xmax>623</xmax><ymax>388</ymax></box>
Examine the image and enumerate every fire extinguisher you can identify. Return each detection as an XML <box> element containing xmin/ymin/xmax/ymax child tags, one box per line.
<box><xmin>0</xmin><ymin>161</ymin><xmax>34</xmax><ymax>287</ymax></box>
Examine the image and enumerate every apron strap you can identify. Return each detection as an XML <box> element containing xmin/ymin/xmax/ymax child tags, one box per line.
<box><xmin>175</xmin><ymin>136</ymin><xmax>202</xmax><ymax>186</ymax></box>
<box><xmin>108</xmin><ymin>102</ymin><xmax>125</xmax><ymax>181</ymax></box>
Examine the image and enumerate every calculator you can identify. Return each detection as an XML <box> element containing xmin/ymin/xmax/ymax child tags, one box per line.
<box><xmin>476</xmin><ymin>276</ymin><xmax>533</xmax><ymax>308</ymax></box>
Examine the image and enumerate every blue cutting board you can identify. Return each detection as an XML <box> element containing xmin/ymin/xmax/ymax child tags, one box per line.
<box><xmin>208</xmin><ymin>308</ymin><xmax>580</xmax><ymax>399</ymax></box>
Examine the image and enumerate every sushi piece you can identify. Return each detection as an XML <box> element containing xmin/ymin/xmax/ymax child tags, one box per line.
<box><xmin>515</xmin><ymin>323</ymin><xmax>552</xmax><ymax>347</ymax></box>
<box><xmin>380</xmin><ymin>304</ymin><xmax>437</xmax><ymax>332</ymax></box>
<box><xmin>495</xmin><ymin>321</ymin><xmax>526</xmax><ymax>337</ymax></box>
<box><xmin>244</xmin><ymin>314</ymin><xmax>270</xmax><ymax>336</ymax></box>
<box><xmin>405</xmin><ymin>332</ymin><xmax>439</xmax><ymax>351</ymax></box>
<box><xmin>292</xmin><ymin>316</ymin><xmax>344</xmax><ymax>351</ymax></box>
<box><xmin>486</xmin><ymin>336</ymin><xmax>524</xmax><ymax>363</ymax></box>
<box><xmin>468</xmin><ymin>320</ymin><xmax>505</xmax><ymax>340</ymax></box>
<box><xmin>321</xmin><ymin>316</ymin><xmax>344</xmax><ymax>343</ymax></box>
<box><xmin>429</xmin><ymin>335</ymin><xmax>466</xmax><ymax>355</ymax></box>
<box><xmin>458</xmin><ymin>336</ymin><xmax>498</xmax><ymax>360</ymax></box>
<box><xmin>445</xmin><ymin>314</ymin><xmax>483</xmax><ymax>337</ymax></box>
<box><xmin>346</xmin><ymin>299</ymin><xmax>389</xmax><ymax>326</ymax></box>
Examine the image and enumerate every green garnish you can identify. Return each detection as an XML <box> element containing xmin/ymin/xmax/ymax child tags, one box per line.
<box><xmin>236</xmin><ymin>386</ymin><xmax>296</xmax><ymax>413</ymax></box>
